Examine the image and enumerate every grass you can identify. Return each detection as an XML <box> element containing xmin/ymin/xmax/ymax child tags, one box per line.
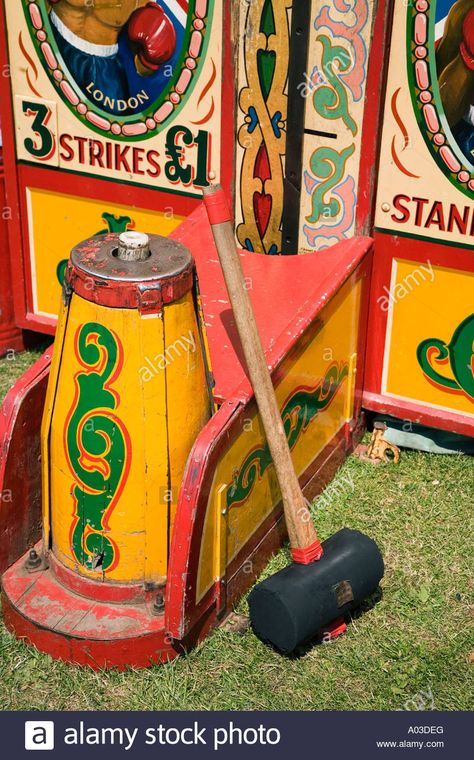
<box><xmin>0</xmin><ymin>350</ymin><xmax>472</xmax><ymax>711</ymax></box>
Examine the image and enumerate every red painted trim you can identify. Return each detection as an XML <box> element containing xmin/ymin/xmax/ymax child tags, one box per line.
<box><xmin>0</xmin><ymin>349</ymin><xmax>51</xmax><ymax>574</ymax></box>
<box><xmin>362</xmin><ymin>390</ymin><xmax>474</xmax><ymax>438</ymax></box>
<box><xmin>291</xmin><ymin>540</ymin><xmax>323</xmax><ymax>564</ymax></box>
<box><xmin>165</xmin><ymin>398</ymin><xmax>239</xmax><ymax>639</ymax></box>
<box><xmin>0</xmin><ymin>157</ymin><xmax>24</xmax><ymax>355</ymax></box>
<box><xmin>0</xmin><ymin>4</ymin><xmax>28</xmax><ymax>332</ymax></box>
<box><xmin>356</xmin><ymin>0</ymin><xmax>394</xmax><ymax>235</ymax></box>
<box><xmin>18</xmin><ymin>163</ymin><xmax>198</xmax><ymax>218</ymax></box>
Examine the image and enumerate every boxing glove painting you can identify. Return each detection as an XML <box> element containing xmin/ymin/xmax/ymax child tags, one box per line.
<box><xmin>46</xmin><ymin>0</ymin><xmax>178</xmax><ymax>116</ymax></box>
<box><xmin>127</xmin><ymin>2</ymin><xmax>176</xmax><ymax>75</ymax></box>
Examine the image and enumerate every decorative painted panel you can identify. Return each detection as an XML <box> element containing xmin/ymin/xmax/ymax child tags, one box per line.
<box><xmin>196</xmin><ymin>274</ymin><xmax>362</xmax><ymax>601</ymax></box>
<box><xmin>235</xmin><ymin>0</ymin><xmax>291</xmax><ymax>255</ymax></box>
<box><xmin>365</xmin><ymin>0</ymin><xmax>474</xmax><ymax>433</ymax></box>
<box><xmin>298</xmin><ymin>0</ymin><xmax>375</xmax><ymax>251</ymax></box>
<box><xmin>375</xmin><ymin>0</ymin><xmax>474</xmax><ymax>246</ymax></box>
<box><xmin>8</xmin><ymin>1</ymin><xmax>222</xmax><ymax>191</ymax></box>
<box><xmin>0</xmin><ymin>1</ymin><xmax>225</xmax><ymax>328</ymax></box>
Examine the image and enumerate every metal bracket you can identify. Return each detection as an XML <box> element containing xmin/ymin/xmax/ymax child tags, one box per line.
<box><xmin>356</xmin><ymin>422</ymin><xmax>400</xmax><ymax>464</ymax></box>
<box><xmin>138</xmin><ymin>283</ymin><xmax>163</xmax><ymax>315</ymax></box>
<box><xmin>61</xmin><ymin>276</ymin><xmax>73</xmax><ymax>306</ymax></box>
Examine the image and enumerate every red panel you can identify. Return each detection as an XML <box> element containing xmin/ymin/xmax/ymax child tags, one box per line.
<box><xmin>356</xmin><ymin>0</ymin><xmax>394</xmax><ymax>235</ymax></box>
<box><xmin>0</xmin><ymin>349</ymin><xmax>50</xmax><ymax>574</ymax></box>
<box><xmin>173</xmin><ymin>205</ymin><xmax>374</xmax><ymax>402</ymax></box>
<box><xmin>0</xmin><ymin>155</ymin><xmax>24</xmax><ymax>355</ymax></box>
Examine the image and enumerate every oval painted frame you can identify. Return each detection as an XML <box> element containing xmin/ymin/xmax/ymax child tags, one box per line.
<box><xmin>23</xmin><ymin>0</ymin><xmax>212</xmax><ymax>141</ymax></box>
<box><xmin>407</xmin><ymin>0</ymin><xmax>474</xmax><ymax>197</ymax></box>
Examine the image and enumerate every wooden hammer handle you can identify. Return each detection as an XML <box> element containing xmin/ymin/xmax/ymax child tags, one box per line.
<box><xmin>202</xmin><ymin>185</ymin><xmax>320</xmax><ymax>553</ymax></box>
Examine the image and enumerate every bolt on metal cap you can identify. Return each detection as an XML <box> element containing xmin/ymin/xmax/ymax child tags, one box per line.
<box><xmin>117</xmin><ymin>231</ymin><xmax>150</xmax><ymax>261</ymax></box>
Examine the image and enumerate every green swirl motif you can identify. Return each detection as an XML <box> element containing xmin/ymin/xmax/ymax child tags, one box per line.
<box><xmin>306</xmin><ymin>143</ymin><xmax>355</xmax><ymax>224</ymax></box>
<box><xmin>417</xmin><ymin>314</ymin><xmax>474</xmax><ymax>401</ymax></box>
<box><xmin>227</xmin><ymin>362</ymin><xmax>349</xmax><ymax>509</ymax></box>
<box><xmin>66</xmin><ymin>323</ymin><xmax>130</xmax><ymax>572</ymax></box>
<box><xmin>313</xmin><ymin>34</ymin><xmax>357</xmax><ymax>135</ymax></box>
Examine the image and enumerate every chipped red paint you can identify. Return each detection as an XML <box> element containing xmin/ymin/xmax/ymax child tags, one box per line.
<box><xmin>0</xmin><ymin>350</ymin><xmax>51</xmax><ymax>574</ymax></box>
<box><xmin>172</xmin><ymin>205</ymin><xmax>374</xmax><ymax>403</ymax></box>
<box><xmin>66</xmin><ymin>236</ymin><xmax>195</xmax><ymax>313</ymax></box>
<box><xmin>49</xmin><ymin>548</ymin><xmax>151</xmax><ymax>605</ymax></box>
<box><xmin>2</xmin><ymin>549</ymin><xmax>182</xmax><ymax>670</ymax></box>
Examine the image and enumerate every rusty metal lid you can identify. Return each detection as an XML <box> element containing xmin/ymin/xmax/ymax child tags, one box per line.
<box><xmin>67</xmin><ymin>232</ymin><xmax>195</xmax><ymax>313</ymax></box>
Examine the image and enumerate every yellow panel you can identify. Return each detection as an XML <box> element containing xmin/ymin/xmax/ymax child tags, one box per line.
<box><xmin>40</xmin><ymin>292</ymin><xmax>69</xmax><ymax>547</ymax></box>
<box><xmin>27</xmin><ymin>188</ymin><xmax>183</xmax><ymax>319</ymax></box>
<box><xmin>385</xmin><ymin>261</ymin><xmax>474</xmax><ymax>417</ymax></box>
<box><xmin>196</xmin><ymin>276</ymin><xmax>362</xmax><ymax>600</ymax></box>
<box><xmin>48</xmin><ymin>295</ymin><xmax>169</xmax><ymax>583</ymax></box>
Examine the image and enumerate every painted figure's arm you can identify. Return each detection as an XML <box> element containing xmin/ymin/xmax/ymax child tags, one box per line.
<box><xmin>436</xmin><ymin>0</ymin><xmax>473</xmax><ymax>73</ymax></box>
<box><xmin>439</xmin><ymin>6</ymin><xmax>474</xmax><ymax>126</ymax></box>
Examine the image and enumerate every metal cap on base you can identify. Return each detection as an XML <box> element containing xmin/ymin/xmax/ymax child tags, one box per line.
<box><xmin>67</xmin><ymin>232</ymin><xmax>195</xmax><ymax>311</ymax></box>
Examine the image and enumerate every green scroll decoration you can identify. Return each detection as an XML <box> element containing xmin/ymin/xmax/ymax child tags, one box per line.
<box><xmin>227</xmin><ymin>361</ymin><xmax>349</xmax><ymax>509</ymax></box>
<box><xmin>417</xmin><ymin>314</ymin><xmax>474</xmax><ymax>400</ymax></box>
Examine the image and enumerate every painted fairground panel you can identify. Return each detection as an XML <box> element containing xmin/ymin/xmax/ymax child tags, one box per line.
<box><xmin>7</xmin><ymin>0</ymin><xmax>221</xmax><ymax>184</ymax></box>
<box><xmin>233</xmin><ymin>0</ymin><xmax>377</xmax><ymax>255</ymax></box>
<box><xmin>381</xmin><ymin>260</ymin><xmax>474</xmax><ymax>418</ymax></box>
<box><xmin>2</xmin><ymin>1</ymin><xmax>222</xmax><ymax>322</ymax></box>
<box><xmin>375</xmin><ymin>0</ymin><xmax>474</xmax><ymax>242</ymax></box>
<box><xmin>297</xmin><ymin>0</ymin><xmax>375</xmax><ymax>252</ymax></box>
<box><xmin>234</xmin><ymin>0</ymin><xmax>291</xmax><ymax>256</ymax></box>
<box><xmin>371</xmin><ymin>0</ymin><xmax>474</xmax><ymax>424</ymax></box>
<box><xmin>195</xmin><ymin>274</ymin><xmax>362</xmax><ymax>602</ymax></box>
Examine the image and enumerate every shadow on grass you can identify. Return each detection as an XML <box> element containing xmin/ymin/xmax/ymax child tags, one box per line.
<box><xmin>250</xmin><ymin>585</ymin><xmax>384</xmax><ymax>660</ymax></box>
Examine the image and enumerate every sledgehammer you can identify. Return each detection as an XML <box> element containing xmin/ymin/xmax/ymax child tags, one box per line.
<box><xmin>202</xmin><ymin>183</ymin><xmax>384</xmax><ymax>654</ymax></box>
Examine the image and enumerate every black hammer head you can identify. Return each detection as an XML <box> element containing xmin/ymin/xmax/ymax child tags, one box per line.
<box><xmin>248</xmin><ymin>528</ymin><xmax>384</xmax><ymax>653</ymax></box>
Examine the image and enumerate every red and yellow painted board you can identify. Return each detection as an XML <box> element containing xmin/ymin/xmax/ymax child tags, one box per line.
<box><xmin>364</xmin><ymin>0</ymin><xmax>474</xmax><ymax>435</ymax></box>
<box><xmin>0</xmin><ymin>0</ymin><xmax>231</xmax><ymax>332</ymax></box>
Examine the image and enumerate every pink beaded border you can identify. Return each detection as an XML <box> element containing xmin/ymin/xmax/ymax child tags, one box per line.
<box><xmin>26</xmin><ymin>0</ymin><xmax>209</xmax><ymax>137</ymax></box>
<box><xmin>411</xmin><ymin>0</ymin><xmax>474</xmax><ymax>192</ymax></box>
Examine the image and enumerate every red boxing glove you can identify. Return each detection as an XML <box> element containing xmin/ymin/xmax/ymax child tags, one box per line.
<box><xmin>127</xmin><ymin>2</ymin><xmax>176</xmax><ymax>73</ymax></box>
<box><xmin>460</xmin><ymin>7</ymin><xmax>474</xmax><ymax>71</ymax></box>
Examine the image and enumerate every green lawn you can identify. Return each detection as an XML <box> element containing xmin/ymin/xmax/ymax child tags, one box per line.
<box><xmin>0</xmin><ymin>351</ymin><xmax>472</xmax><ymax>711</ymax></box>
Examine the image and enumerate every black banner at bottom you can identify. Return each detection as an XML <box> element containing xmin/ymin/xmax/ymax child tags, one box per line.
<box><xmin>1</xmin><ymin>710</ymin><xmax>470</xmax><ymax>759</ymax></box>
